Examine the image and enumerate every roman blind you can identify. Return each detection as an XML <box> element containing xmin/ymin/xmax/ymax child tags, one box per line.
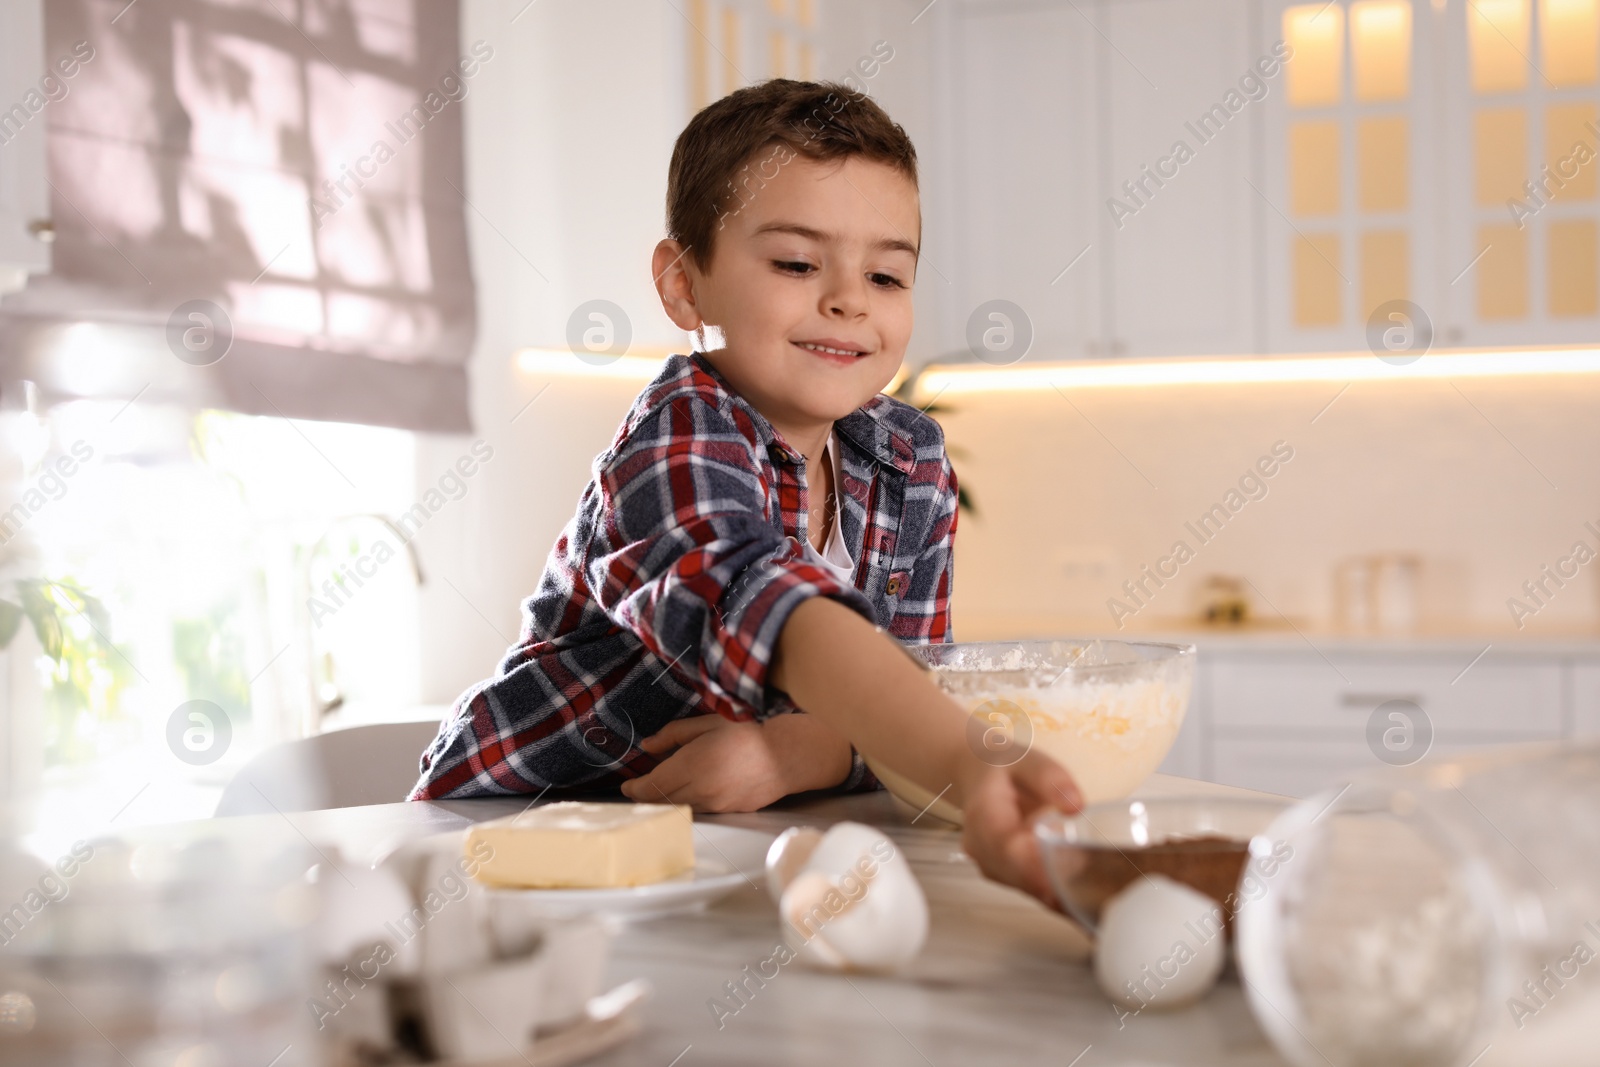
<box><xmin>0</xmin><ymin>0</ymin><xmax>478</xmax><ymax>432</ymax></box>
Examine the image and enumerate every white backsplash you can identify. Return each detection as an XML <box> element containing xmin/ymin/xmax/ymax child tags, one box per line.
<box><xmin>939</xmin><ymin>370</ymin><xmax>1600</xmax><ymax>641</ymax></box>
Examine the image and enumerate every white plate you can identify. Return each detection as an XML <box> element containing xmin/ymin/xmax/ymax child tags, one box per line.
<box><xmin>483</xmin><ymin>822</ymin><xmax>774</xmax><ymax>923</ymax></box>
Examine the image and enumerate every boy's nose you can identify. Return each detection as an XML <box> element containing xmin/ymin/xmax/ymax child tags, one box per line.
<box><xmin>822</xmin><ymin>279</ymin><xmax>869</xmax><ymax>318</ymax></box>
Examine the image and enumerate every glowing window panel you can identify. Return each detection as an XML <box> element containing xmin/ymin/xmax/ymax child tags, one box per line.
<box><xmin>1478</xmin><ymin>223</ymin><xmax>1529</xmax><ymax>319</ymax></box>
<box><xmin>1540</xmin><ymin>0</ymin><xmax>1599</xmax><ymax>85</ymax></box>
<box><xmin>1549</xmin><ymin>219</ymin><xmax>1600</xmax><ymax>314</ymax></box>
<box><xmin>688</xmin><ymin>0</ymin><xmax>711</xmax><ymax>110</ymax></box>
<box><xmin>1291</xmin><ymin>121</ymin><xmax>1343</xmax><ymax>215</ymax></box>
<box><xmin>1351</xmin><ymin>1</ymin><xmax>1413</xmax><ymax>101</ymax></box>
<box><xmin>1358</xmin><ymin>115</ymin><xmax>1410</xmax><ymax>211</ymax></box>
<box><xmin>1544</xmin><ymin>103</ymin><xmax>1599</xmax><ymax>201</ymax></box>
<box><xmin>1294</xmin><ymin>233</ymin><xmax>1344</xmax><ymax>326</ymax></box>
<box><xmin>770</xmin><ymin>30</ymin><xmax>787</xmax><ymax>77</ymax></box>
<box><xmin>1361</xmin><ymin>229</ymin><xmax>1410</xmax><ymax>316</ymax></box>
<box><xmin>1468</xmin><ymin>0</ymin><xmax>1531</xmax><ymax>94</ymax></box>
<box><xmin>1475</xmin><ymin>108</ymin><xmax>1528</xmax><ymax>205</ymax></box>
<box><xmin>722</xmin><ymin>8</ymin><xmax>742</xmax><ymax>96</ymax></box>
<box><xmin>1285</xmin><ymin>5</ymin><xmax>1346</xmax><ymax>107</ymax></box>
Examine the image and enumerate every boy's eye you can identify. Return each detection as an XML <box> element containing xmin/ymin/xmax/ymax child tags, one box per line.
<box><xmin>774</xmin><ymin>260</ymin><xmax>907</xmax><ymax>290</ymax></box>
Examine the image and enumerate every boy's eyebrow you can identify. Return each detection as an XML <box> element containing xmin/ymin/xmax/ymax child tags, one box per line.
<box><xmin>751</xmin><ymin>221</ymin><xmax>919</xmax><ymax>259</ymax></box>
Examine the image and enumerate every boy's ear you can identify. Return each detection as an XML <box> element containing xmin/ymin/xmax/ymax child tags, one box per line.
<box><xmin>652</xmin><ymin>239</ymin><xmax>703</xmax><ymax>332</ymax></box>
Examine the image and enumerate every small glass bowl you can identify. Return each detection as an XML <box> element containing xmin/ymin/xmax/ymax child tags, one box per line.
<box><xmin>1034</xmin><ymin>795</ymin><xmax>1290</xmax><ymax>932</ymax></box>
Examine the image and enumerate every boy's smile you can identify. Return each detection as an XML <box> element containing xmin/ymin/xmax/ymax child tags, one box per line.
<box><xmin>653</xmin><ymin>152</ymin><xmax>921</xmax><ymax>454</ymax></box>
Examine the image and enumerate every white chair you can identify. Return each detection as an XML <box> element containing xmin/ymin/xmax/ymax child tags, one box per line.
<box><xmin>214</xmin><ymin>720</ymin><xmax>444</xmax><ymax>817</ymax></box>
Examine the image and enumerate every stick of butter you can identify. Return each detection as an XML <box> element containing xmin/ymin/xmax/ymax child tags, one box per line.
<box><xmin>464</xmin><ymin>802</ymin><xmax>696</xmax><ymax>889</ymax></box>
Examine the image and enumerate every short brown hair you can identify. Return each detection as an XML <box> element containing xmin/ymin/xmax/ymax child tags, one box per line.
<box><xmin>665</xmin><ymin>79</ymin><xmax>919</xmax><ymax>272</ymax></box>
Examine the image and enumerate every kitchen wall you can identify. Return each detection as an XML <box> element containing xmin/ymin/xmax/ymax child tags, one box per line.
<box><xmin>938</xmin><ymin>369</ymin><xmax>1600</xmax><ymax>640</ymax></box>
<box><xmin>412</xmin><ymin>0</ymin><xmax>1600</xmax><ymax>709</ymax></box>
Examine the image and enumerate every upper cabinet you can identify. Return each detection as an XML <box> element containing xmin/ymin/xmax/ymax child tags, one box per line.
<box><xmin>0</xmin><ymin>0</ymin><xmax>49</xmax><ymax>294</ymax></box>
<box><xmin>943</xmin><ymin>0</ymin><xmax>1258</xmax><ymax>359</ymax></box>
<box><xmin>1261</xmin><ymin>0</ymin><xmax>1600</xmax><ymax>351</ymax></box>
<box><xmin>1440</xmin><ymin>0</ymin><xmax>1600</xmax><ymax>345</ymax></box>
<box><xmin>939</xmin><ymin>0</ymin><xmax>1600</xmax><ymax>358</ymax></box>
<box><xmin>945</xmin><ymin>2</ymin><xmax>1101</xmax><ymax>361</ymax></box>
<box><xmin>1259</xmin><ymin>0</ymin><xmax>1443</xmax><ymax>352</ymax></box>
<box><xmin>1100</xmin><ymin>0</ymin><xmax>1261</xmax><ymax>356</ymax></box>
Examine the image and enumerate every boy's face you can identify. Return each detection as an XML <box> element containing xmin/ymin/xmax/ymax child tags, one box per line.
<box><xmin>655</xmin><ymin>152</ymin><xmax>919</xmax><ymax>433</ymax></box>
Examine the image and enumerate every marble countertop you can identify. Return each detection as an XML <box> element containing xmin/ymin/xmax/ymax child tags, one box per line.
<box><xmin>201</xmin><ymin>774</ymin><xmax>1293</xmax><ymax>1067</ymax></box>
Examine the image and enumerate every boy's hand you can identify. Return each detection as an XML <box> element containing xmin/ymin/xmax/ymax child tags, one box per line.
<box><xmin>620</xmin><ymin>712</ymin><xmax>852</xmax><ymax>813</ymax></box>
<box><xmin>958</xmin><ymin>750</ymin><xmax>1082</xmax><ymax>908</ymax></box>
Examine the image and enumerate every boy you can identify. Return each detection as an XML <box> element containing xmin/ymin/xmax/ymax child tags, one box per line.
<box><xmin>411</xmin><ymin>80</ymin><xmax>1079</xmax><ymax>906</ymax></box>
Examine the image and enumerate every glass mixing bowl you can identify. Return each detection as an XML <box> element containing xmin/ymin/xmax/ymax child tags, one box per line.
<box><xmin>865</xmin><ymin>639</ymin><xmax>1196</xmax><ymax>825</ymax></box>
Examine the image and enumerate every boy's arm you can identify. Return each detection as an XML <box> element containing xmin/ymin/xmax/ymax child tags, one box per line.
<box><xmin>589</xmin><ymin>395</ymin><xmax>885</xmax><ymax>721</ymax></box>
<box><xmin>817</xmin><ymin>450</ymin><xmax>961</xmax><ymax>794</ymax></box>
<box><xmin>621</xmin><ymin>707</ymin><xmax>853</xmax><ymax>810</ymax></box>
<box><xmin>413</xmin><ymin>395</ymin><xmax>878</xmax><ymax>802</ymax></box>
<box><xmin>769</xmin><ymin>595</ymin><xmax>1083</xmax><ymax>906</ymax></box>
<box><xmin>409</xmin><ymin>650</ymin><xmax>666</xmax><ymax>799</ymax></box>
<box><xmin>628</xmin><ymin>441</ymin><xmax>964</xmax><ymax>805</ymax></box>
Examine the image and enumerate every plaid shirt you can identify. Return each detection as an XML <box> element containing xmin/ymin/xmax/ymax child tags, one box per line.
<box><xmin>410</xmin><ymin>351</ymin><xmax>958</xmax><ymax>800</ymax></box>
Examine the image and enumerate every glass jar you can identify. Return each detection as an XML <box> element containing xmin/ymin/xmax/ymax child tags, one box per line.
<box><xmin>0</xmin><ymin>832</ymin><xmax>319</xmax><ymax>1067</ymax></box>
<box><xmin>1236</xmin><ymin>741</ymin><xmax>1600</xmax><ymax>1067</ymax></box>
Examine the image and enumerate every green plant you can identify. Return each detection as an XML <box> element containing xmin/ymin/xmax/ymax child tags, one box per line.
<box><xmin>0</xmin><ymin>579</ymin><xmax>134</xmax><ymax>765</ymax></box>
<box><xmin>0</xmin><ymin>579</ymin><xmax>106</xmax><ymax>659</ymax></box>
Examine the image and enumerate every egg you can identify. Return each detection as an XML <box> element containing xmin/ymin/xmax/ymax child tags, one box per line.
<box><xmin>312</xmin><ymin>848</ymin><xmax>424</xmax><ymax>975</ymax></box>
<box><xmin>763</xmin><ymin>822</ymin><xmax>927</xmax><ymax>972</ymax></box>
<box><xmin>1093</xmin><ymin>874</ymin><xmax>1227</xmax><ymax>1010</ymax></box>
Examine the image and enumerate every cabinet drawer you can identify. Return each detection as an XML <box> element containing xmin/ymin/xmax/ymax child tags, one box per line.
<box><xmin>1209</xmin><ymin>654</ymin><xmax>1563</xmax><ymax>737</ymax></box>
<box><xmin>1212</xmin><ymin>737</ymin><xmax>1517</xmax><ymax>800</ymax></box>
<box><xmin>1576</xmin><ymin>663</ymin><xmax>1600</xmax><ymax>739</ymax></box>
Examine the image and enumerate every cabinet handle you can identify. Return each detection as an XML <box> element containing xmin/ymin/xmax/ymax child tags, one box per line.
<box><xmin>1339</xmin><ymin>692</ymin><xmax>1423</xmax><ymax>708</ymax></box>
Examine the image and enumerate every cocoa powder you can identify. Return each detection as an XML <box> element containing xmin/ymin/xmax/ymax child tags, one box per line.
<box><xmin>1058</xmin><ymin>834</ymin><xmax>1251</xmax><ymax>930</ymax></box>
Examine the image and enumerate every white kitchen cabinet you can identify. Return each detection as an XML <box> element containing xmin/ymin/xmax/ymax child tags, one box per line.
<box><xmin>1209</xmin><ymin>651</ymin><xmax>1565</xmax><ymax>737</ymax></box>
<box><xmin>1436</xmin><ymin>0</ymin><xmax>1600</xmax><ymax>347</ymax></box>
<box><xmin>1196</xmin><ymin>646</ymin><xmax>1581</xmax><ymax>797</ymax></box>
<box><xmin>945</xmin><ymin>0</ymin><xmax>1100</xmax><ymax>361</ymax></box>
<box><xmin>1098</xmin><ymin>0</ymin><xmax>1261</xmax><ymax>356</ymax></box>
<box><xmin>1256</xmin><ymin>0</ymin><xmax>1445</xmax><ymax>354</ymax></box>
<box><xmin>938</xmin><ymin>0</ymin><xmax>1600</xmax><ymax>358</ymax></box>
<box><xmin>1576</xmin><ymin>661</ymin><xmax>1600</xmax><ymax>737</ymax></box>
<box><xmin>1209</xmin><ymin>737</ymin><xmax>1514</xmax><ymax>798</ymax></box>
<box><xmin>0</xmin><ymin>0</ymin><xmax>50</xmax><ymax>294</ymax></box>
<box><xmin>1211</xmin><ymin>737</ymin><xmax>1374</xmax><ymax>798</ymax></box>
<box><xmin>1256</xmin><ymin>0</ymin><xmax>1600</xmax><ymax>352</ymax></box>
<box><xmin>1156</xmin><ymin>655</ymin><xmax>1208</xmax><ymax>778</ymax></box>
<box><xmin>942</xmin><ymin>0</ymin><xmax>1261</xmax><ymax>360</ymax></box>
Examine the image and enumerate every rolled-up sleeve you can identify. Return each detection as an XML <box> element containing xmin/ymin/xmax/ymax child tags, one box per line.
<box><xmin>586</xmin><ymin>396</ymin><xmax>878</xmax><ymax>721</ymax></box>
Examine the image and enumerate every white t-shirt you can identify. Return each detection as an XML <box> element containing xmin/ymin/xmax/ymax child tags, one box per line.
<box><xmin>800</xmin><ymin>429</ymin><xmax>855</xmax><ymax>583</ymax></box>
